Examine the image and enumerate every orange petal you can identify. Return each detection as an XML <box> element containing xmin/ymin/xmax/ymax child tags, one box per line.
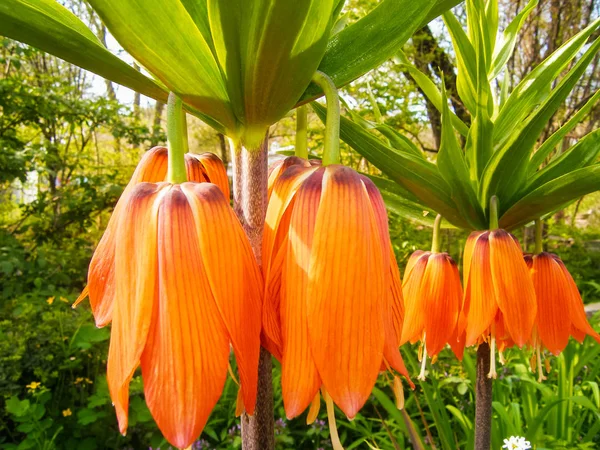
<box><xmin>181</xmin><ymin>182</ymin><xmax>262</xmax><ymax>415</ymax></box>
<box><xmin>130</xmin><ymin>147</ymin><xmax>169</xmax><ymax>183</ymax></box>
<box><xmin>422</xmin><ymin>254</ymin><xmax>462</xmax><ymax>356</ymax></box>
<box><xmin>404</xmin><ymin>250</ymin><xmax>426</xmax><ymax>281</ymax></box>
<box><xmin>530</xmin><ymin>253</ymin><xmax>571</xmax><ymax>355</ymax></box>
<box><xmin>189</xmin><ymin>152</ymin><xmax>230</xmax><ymax>198</ymax></box>
<box><xmin>107</xmin><ymin>182</ymin><xmax>163</xmax><ymax>434</ymax></box>
<box><xmin>81</xmin><ymin>147</ymin><xmax>169</xmax><ymax>326</ymax></box>
<box><xmin>389</xmin><ymin>249</ymin><xmax>405</xmax><ymax>342</ymax></box>
<box><xmin>140</xmin><ymin>186</ymin><xmax>230</xmax><ymax>448</ymax></box>
<box><xmin>553</xmin><ymin>255</ymin><xmax>600</xmax><ymax>345</ymax></box>
<box><xmin>463</xmin><ymin>233</ymin><xmax>499</xmax><ymax>346</ymax></box>
<box><xmin>401</xmin><ymin>252</ymin><xmax>430</xmax><ymax>345</ymax></box>
<box><xmin>462</xmin><ymin>231</ymin><xmax>485</xmax><ymax>288</ymax></box>
<box><xmin>267</xmin><ymin>156</ymin><xmax>311</xmax><ymax>199</ymax></box>
<box><xmin>281</xmin><ymin>169</ymin><xmax>323</xmax><ymax>418</ymax></box>
<box><xmin>489</xmin><ymin>230</ymin><xmax>536</xmax><ymax>347</ymax></box>
<box><xmin>306</xmin><ymin>166</ymin><xmax>385</xmax><ymax>419</ymax></box>
<box><xmin>184</xmin><ymin>155</ymin><xmax>210</xmax><ymax>184</ymax></box>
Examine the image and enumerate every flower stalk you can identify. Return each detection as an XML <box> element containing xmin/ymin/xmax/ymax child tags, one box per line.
<box><xmin>166</xmin><ymin>92</ymin><xmax>188</xmax><ymax>184</ymax></box>
<box><xmin>311</xmin><ymin>71</ymin><xmax>340</xmax><ymax>166</ymax></box>
<box><xmin>431</xmin><ymin>214</ymin><xmax>443</xmax><ymax>253</ymax></box>
<box><xmin>295</xmin><ymin>105</ymin><xmax>308</xmax><ymax>159</ymax></box>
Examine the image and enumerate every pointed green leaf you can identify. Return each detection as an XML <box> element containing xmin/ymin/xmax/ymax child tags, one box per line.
<box><xmin>209</xmin><ymin>0</ymin><xmax>336</xmax><ymax>145</ymax></box>
<box><xmin>396</xmin><ymin>51</ymin><xmax>470</xmax><ymax>136</ymax></box>
<box><xmin>529</xmin><ymin>89</ymin><xmax>600</xmax><ymax>172</ymax></box>
<box><xmin>500</xmin><ymin>165</ymin><xmax>600</xmax><ymax>230</ymax></box>
<box><xmin>312</xmin><ymin>102</ymin><xmax>470</xmax><ymax>228</ymax></box>
<box><xmin>369</xmin><ymin>175</ymin><xmax>455</xmax><ymax>228</ymax></box>
<box><xmin>494</xmin><ymin>18</ymin><xmax>600</xmax><ymax>148</ymax></box>
<box><xmin>480</xmin><ymin>36</ymin><xmax>600</xmax><ymax>213</ymax></box>
<box><xmin>489</xmin><ymin>0</ymin><xmax>538</xmax><ymax>80</ymax></box>
<box><xmin>528</xmin><ymin>129</ymin><xmax>600</xmax><ymax>191</ymax></box>
<box><xmin>443</xmin><ymin>10</ymin><xmax>478</xmax><ymax>114</ymax></box>
<box><xmin>298</xmin><ymin>0</ymin><xmax>437</xmax><ymax>104</ymax></box>
<box><xmin>88</xmin><ymin>0</ymin><xmax>235</xmax><ymax>132</ymax></box>
<box><xmin>374</xmin><ymin>125</ymin><xmax>426</xmax><ymax>159</ymax></box>
<box><xmin>465</xmin><ymin>4</ymin><xmax>494</xmax><ymax>181</ymax></box>
<box><xmin>0</xmin><ymin>0</ymin><xmax>168</xmax><ymax>103</ymax></box>
<box><xmin>437</xmin><ymin>84</ymin><xmax>486</xmax><ymax>228</ymax></box>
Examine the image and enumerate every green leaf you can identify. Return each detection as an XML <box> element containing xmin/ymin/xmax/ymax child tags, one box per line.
<box><xmin>313</xmin><ymin>102</ymin><xmax>470</xmax><ymax>228</ymax></box>
<box><xmin>527</xmin><ymin>129</ymin><xmax>600</xmax><ymax>191</ymax></box>
<box><xmin>396</xmin><ymin>51</ymin><xmax>470</xmax><ymax>136</ymax></box>
<box><xmin>489</xmin><ymin>0</ymin><xmax>538</xmax><ymax>80</ymax></box>
<box><xmin>494</xmin><ymin>18</ymin><xmax>600</xmax><ymax>148</ymax></box>
<box><xmin>464</xmin><ymin>3</ymin><xmax>494</xmax><ymax>181</ymax></box>
<box><xmin>443</xmin><ymin>10</ymin><xmax>478</xmax><ymax>114</ymax></box>
<box><xmin>480</xmin><ymin>36</ymin><xmax>600</xmax><ymax>212</ymax></box>
<box><xmin>208</xmin><ymin>0</ymin><xmax>336</xmax><ymax>145</ymax></box>
<box><xmin>374</xmin><ymin>125</ymin><xmax>425</xmax><ymax>159</ymax></box>
<box><xmin>88</xmin><ymin>0</ymin><xmax>235</xmax><ymax>133</ymax></box>
<box><xmin>437</xmin><ymin>84</ymin><xmax>486</xmax><ymax>229</ymax></box>
<box><xmin>298</xmin><ymin>0</ymin><xmax>437</xmax><ymax>103</ymax></box>
<box><xmin>368</xmin><ymin>175</ymin><xmax>454</xmax><ymax>228</ymax></box>
<box><xmin>529</xmin><ymin>89</ymin><xmax>600</xmax><ymax>172</ymax></box>
<box><xmin>0</xmin><ymin>0</ymin><xmax>168</xmax><ymax>103</ymax></box>
<box><xmin>499</xmin><ymin>164</ymin><xmax>600</xmax><ymax>230</ymax></box>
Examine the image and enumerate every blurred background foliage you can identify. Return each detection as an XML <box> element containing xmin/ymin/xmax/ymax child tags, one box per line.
<box><xmin>1</xmin><ymin>0</ymin><xmax>599</xmax><ymax>449</ymax></box>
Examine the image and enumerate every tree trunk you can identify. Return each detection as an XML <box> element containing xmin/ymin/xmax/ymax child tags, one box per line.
<box><xmin>230</xmin><ymin>135</ymin><xmax>274</xmax><ymax>450</ymax></box>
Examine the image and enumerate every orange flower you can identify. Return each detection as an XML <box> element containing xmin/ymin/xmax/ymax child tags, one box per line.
<box><xmin>107</xmin><ymin>181</ymin><xmax>261</xmax><ymax>448</ymax></box>
<box><xmin>262</xmin><ymin>160</ymin><xmax>410</xmax><ymax>420</ymax></box>
<box><xmin>525</xmin><ymin>252</ymin><xmax>600</xmax><ymax>360</ymax></box>
<box><xmin>402</xmin><ymin>250</ymin><xmax>463</xmax><ymax>378</ymax></box>
<box><xmin>75</xmin><ymin>147</ymin><xmax>229</xmax><ymax>327</ymax></box>
<box><xmin>461</xmin><ymin>229</ymin><xmax>536</xmax><ymax>377</ymax></box>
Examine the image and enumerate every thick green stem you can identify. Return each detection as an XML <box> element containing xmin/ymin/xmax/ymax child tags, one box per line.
<box><xmin>311</xmin><ymin>71</ymin><xmax>340</xmax><ymax>166</ymax></box>
<box><xmin>230</xmin><ymin>135</ymin><xmax>274</xmax><ymax>450</ymax></box>
<box><xmin>535</xmin><ymin>219</ymin><xmax>544</xmax><ymax>254</ymax></box>
<box><xmin>166</xmin><ymin>92</ymin><xmax>188</xmax><ymax>184</ymax></box>
<box><xmin>295</xmin><ymin>105</ymin><xmax>308</xmax><ymax>159</ymax></box>
<box><xmin>431</xmin><ymin>214</ymin><xmax>443</xmax><ymax>253</ymax></box>
<box><xmin>489</xmin><ymin>195</ymin><xmax>499</xmax><ymax>230</ymax></box>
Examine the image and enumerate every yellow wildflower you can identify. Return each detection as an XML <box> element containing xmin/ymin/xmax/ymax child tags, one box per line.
<box><xmin>59</xmin><ymin>296</ymin><xmax>68</xmax><ymax>303</ymax></box>
<box><xmin>26</xmin><ymin>381</ymin><xmax>41</xmax><ymax>390</ymax></box>
<box><xmin>62</xmin><ymin>409</ymin><xmax>72</xmax><ymax>417</ymax></box>
<box><xmin>46</xmin><ymin>297</ymin><xmax>55</xmax><ymax>305</ymax></box>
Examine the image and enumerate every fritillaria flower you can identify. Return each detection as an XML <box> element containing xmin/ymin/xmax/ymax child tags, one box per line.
<box><xmin>461</xmin><ymin>229</ymin><xmax>537</xmax><ymax>378</ymax></box>
<box><xmin>262</xmin><ymin>159</ymin><xmax>411</xmax><ymax>420</ymax></box>
<box><xmin>75</xmin><ymin>147</ymin><xmax>229</xmax><ymax>326</ymax></box>
<box><xmin>402</xmin><ymin>249</ymin><xmax>463</xmax><ymax>380</ymax></box>
<box><xmin>525</xmin><ymin>252</ymin><xmax>600</xmax><ymax>381</ymax></box>
<box><xmin>106</xmin><ymin>181</ymin><xmax>262</xmax><ymax>448</ymax></box>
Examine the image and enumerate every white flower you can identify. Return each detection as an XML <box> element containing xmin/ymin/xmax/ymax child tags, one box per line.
<box><xmin>502</xmin><ymin>436</ymin><xmax>531</xmax><ymax>450</ymax></box>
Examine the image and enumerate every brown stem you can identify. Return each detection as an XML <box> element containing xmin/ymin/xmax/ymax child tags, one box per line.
<box><xmin>475</xmin><ymin>343</ymin><xmax>493</xmax><ymax>450</ymax></box>
<box><xmin>230</xmin><ymin>134</ymin><xmax>274</xmax><ymax>450</ymax></box>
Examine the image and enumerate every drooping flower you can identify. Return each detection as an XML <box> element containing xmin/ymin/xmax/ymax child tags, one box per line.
<box><xmin>401</xmin><ymin>250</ymin><xmax>464</xmax><ymax>378</ymax></box>
<box><xmin>461</xmin><ymin>229</ymin><xmax>537</xmax><ymax>377</ymax></box>
<box><xmin>262</xmin><ymin>160</ymin><xmax>411</xmax><ymax>420</ymax></box>
<box><xmin>107</xmin><ymin>181</ymin><xmax>261</xmax><ymax>448</ymax></box>
<box><xmin>524</xmin><ymin>252</ymin><xmax>600</xmax><ymax>380</ymax></box>
<box><xmin>74</xmin><ymin>147</ymin><xmax>229</xmax><ymax>326</ymax></box>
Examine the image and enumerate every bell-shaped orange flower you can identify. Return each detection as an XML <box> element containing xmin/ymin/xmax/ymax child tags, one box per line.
<box><xmin>75</xmin><ymin>147</ymin><xmax>229</xmax><ymax>327</ymax></box>
<box><xmin>525</xmin><ymin>252</ymin><xmax>600</xmax><ymax>361</ymax></box>
<box><xmin>461</xmin><ymin>229</ymin><xmax>536</xmax><ymax>377</ymax></box>
<box><xmin>402</xmin><ymin>250</ymin><xmax>463</xmax><ymax>378</ymax></box>
<box><xmin>262</xmin><ymin>159</ymin><xmax>411</xmax><ymax>420</ymax></box>
<box><xmin>107</xmin><ymin>181</ymin><xmax>261</xmax><ymax>448</ymax></box>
